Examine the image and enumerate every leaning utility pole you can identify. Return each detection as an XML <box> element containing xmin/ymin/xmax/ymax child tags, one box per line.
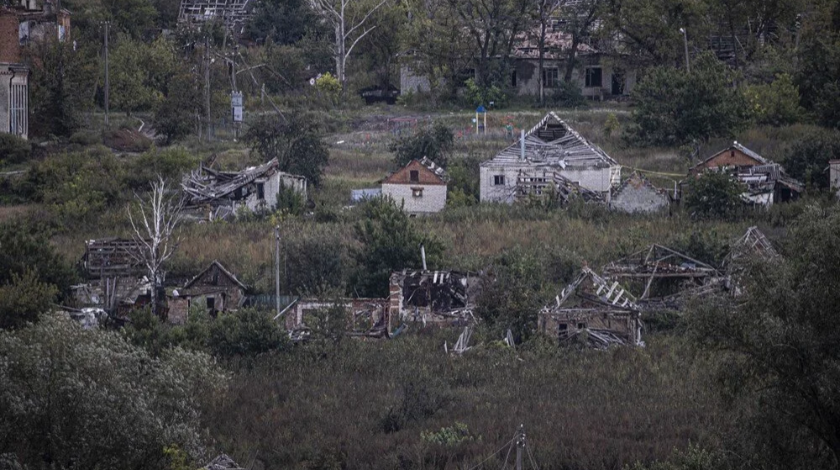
<box><xmin>275</xmin><ymin>225</ymin><xmax>281</xmax><ymax>318</ymax></box>
<box><xmin>103</xmin><ymin>21</ymin><xmax>110</xmax><ymax>126</ymax></box>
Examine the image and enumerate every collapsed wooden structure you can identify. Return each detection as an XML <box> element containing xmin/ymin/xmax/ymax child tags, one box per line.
<box><xmin>602</xmin><ymin>244</ymin><xmax>721</xmax><ymax>310</ymax></box>
<box><xmin>539</xmin><ymin>267</ymin><xmax>643</xmax><ymax>349</ymax></box>
<box><xmin>181</xmin><ymin>158</ymin><xmax>307</xmax><ymax>218</ymax></box>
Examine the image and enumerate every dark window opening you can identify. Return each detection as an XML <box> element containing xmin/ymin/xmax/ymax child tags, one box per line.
<box><xmin>558</xmin><ymin>323</ymin><xmax>568</xmax><ymax>338</ymax></box>
<box><xmin>493</xmin><ymin>175</ymin><xmax>505</xmax><ymax>186</ymax></box>
<box><xmin>409</xmin><ymin>170</ymin><xmax>419</xmax><ymax>183</ymax></box>
<box><xmin>543</xmin><ymin>68</ymin><xmax>559</xmax><ymax>88</ymax></box>
<box><xmin>257</xmin><ymin>183</ymin><xmax>265</xmax><ymax>200</ymax></box>
<box><xmin>511</xmin><ymin>70</ymin><xmax>517</xmax><ymax>87</ymax></box>
<box><xmin>577</xmin><ymin>322</ymin><xmax>587</xmax><ymax>329</ymax></box>
<box><xmin>412</xmin><ymin>187</ymin><xmax>424</xmax><ymax>198</ymax></box>
<box><xmin>207</xmin><ymin>296</ymin><xmax>216</xmax><ymax>312</ymax></box>
<box><xmin>585</xmin><ymin>68</ymin><xmax>602</xmax><ymax>88</ymax></box>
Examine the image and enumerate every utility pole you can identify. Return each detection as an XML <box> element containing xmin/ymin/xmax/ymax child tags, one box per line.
<box><xmin>204</xmin><ymin>36</ymin><xmax>212</xmax><ymax>141</ymax></box>
<box><xmin>680</xmin><ymin>27</ymin><xmax>690</xmax><ymax>73</ymax></box>
<box><xmin>275</xmin><ymin>225</ymin><xmax>281</xmax><ymax>319</ymax></box>
<box><xmin>103</xmin><ymin>21</ymin><xmax>110</xmax><ymax>127</ymax></box>
<box><xmin>516</xmin><ymin>424</ymin><xmax>525</xmax><ymax>470</ymax></box>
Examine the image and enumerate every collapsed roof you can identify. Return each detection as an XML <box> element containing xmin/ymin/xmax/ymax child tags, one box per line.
<box><xmin>181</xmin><ymin>158</ymin><xmax>305</xmax><ymax>206</ymax></box>
<box><xmin>481</xmin><ymin>112</ymin><xmax>620</xmax><ymax>171</ymax></box>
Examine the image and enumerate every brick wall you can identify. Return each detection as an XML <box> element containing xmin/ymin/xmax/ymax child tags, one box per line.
<box><xmin>0</xmin><ymin>10</ymin><xmax>20</xmax><ymax>63</ymax></box>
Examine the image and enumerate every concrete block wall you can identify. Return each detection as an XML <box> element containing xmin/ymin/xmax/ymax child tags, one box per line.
<box><xmin>382</xmin><ymin>183</ymin><xmax>446</xmax><ymax>214</ymax></box>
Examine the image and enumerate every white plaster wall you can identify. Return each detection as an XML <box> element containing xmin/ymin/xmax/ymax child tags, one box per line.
<box><xmin>382</xmin><ymin>183</ymin><xmax>446</xmax><ymax>214</ymax></box>
<box><xmin>480</xmin><ymin>165</ymin><xmax>615</xmax><ymax>203</ymax></box>
<box><xmin>244</xmin><ymin>172</ymin><xmax>307</xmax><ymax>212</ymax></box>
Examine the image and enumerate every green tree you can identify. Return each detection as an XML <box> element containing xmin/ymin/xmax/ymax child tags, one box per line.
<box><xmin>245</xmin><ymin>111</ymin><xmax>330</xmax><ymax>186</ymax></box>
<box><xmin>390</xmin><ymin>122</ymin><xmax>454</xmax><ymax>168</ymax></box>
<box><xmin>744</xmin><ymin>73</ymin><xmax>803</xmax><ymax>126</ymax></box>
<box><xmin>795</xmin><ymin>0</ymin><xmax>840</xmax><ymax>129</ymax></box>
<box><xmin>682</xmin><ymin>171</ymin><xmax>744</xmax><ymax>220</ymax></box>
<box><xmin>111</xmin><ymin>35</ymin><xmax>177</xmax><ymax>115</ymax></box>
<box><xmin>626</xmin><ymin>52</ymin><xmax>749</xmax><ymax>146</ymax></box>
<box><xmin>0</xmin><ymin>271</ymin><xmax>58</xmax><ymax>330</ymax></box>
<box><xmin>153</xmin><ymin>69</ymin><xmax>202</xmax><ymax>143</ymax></box>
<box><xmin>0</xmin><ymin>134</ymin><xmax>31</xmax><ymax>167</ymax></box>
<box><xmin>208</xmin><ymin>309</ymin><xmax>289</xmax><ymax>358</ymax></box>
<box><xmin>688</xmin><ymin>206</ymin><xmax>840</xmax><ymax>469</ymax></box>
<box><xmin>0</xmin><ymin>223</ymin><xmax>76</xmax><ymax>300</ymax></box>
<box><xmin>24</xmin><ymin>38</ymin><xmax>97</xmax><ymax>137</ymax></box>
<box><xmin>782</xmin><ymin>128</ymin><xmax>840</xmax><ymax>190</ymax></box>
<box><xmin>475</xmin><ymin>248</ymin><xmax>548</xmax><ymax>342</ymax></box>
<box><xmin>0</xmin><ymin>315</ymin><xmax>226</xmax><ymax>469</ymax></box>
<box><xmin>350</xmin><ymin>197</ymin><xmax>444</xmax><ymax>298</ymax></box>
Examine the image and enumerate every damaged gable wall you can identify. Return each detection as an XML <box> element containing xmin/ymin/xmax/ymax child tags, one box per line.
<box><xmin>389</xmin><ymin>270</ymin><xmax>477</xmax><ymax>325</ymax></box>
<box><xmin>610</xmin><ymin>174</ymin><xmax>670</xmax><ymax>214</ymax></box>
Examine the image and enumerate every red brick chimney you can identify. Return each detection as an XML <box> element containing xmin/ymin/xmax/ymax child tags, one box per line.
<box><xmin>0</xmin><ymin>9</ymin><xmax>21</xmax><ymax>64</ymax></box>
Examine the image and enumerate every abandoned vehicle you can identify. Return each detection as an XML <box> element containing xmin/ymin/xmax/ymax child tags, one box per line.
<box><xmin>182</xmin><ymin>158</ymin><xmax>307</xmax><ymax>219</ymax></box>
<box><xmin>169</xmin><ymin>260</ymin><xmax>247</xmax><ymax>324</ymax></box>
<box><xmin>480</xmin><ymin>112</ymin><xmax>621</xmax><ymax>204</ymax></box>
<box><xmin>689</xmin><ymin>142</ymin><xmax>804</xmax><ymax>207</ymax></box>
<box><xmin>610</xmin><ymin>172</ymin><xmax>671</xmax><ymax>214</ymax></box>
<box><xmin>381</xmin><ymin>157</ymin><xmax>447</xmax><ymax>215</ymax></box>
<box><xmin>389</xmin><ymin>269</ymin><xmax>479</xmax><ymax>326</ymax></box>
<box><xmin>539</xmin><ymin>267</ymin><xmax>643</xmax><ymax>349</ymax></box>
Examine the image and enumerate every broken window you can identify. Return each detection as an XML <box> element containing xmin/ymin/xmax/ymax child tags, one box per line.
<box><xmin>511</xmin><ymin>70</ymin><xmax>517</xmax><ymax>88</ymax></box>
<box><xmin>257</xmin><ymin>183</ymin><xmax>265</xmax><ymax>200</ymax></box>
<box><xmin>494</xmin><ymin>175</ymin><xmax>505</xmax><ymax>186</ymax></box>
<box><xmin>585</xmin><ymin>68</ymin><xmax>602</xmax><ymax>88</ymax></box>
<box><xmin>207</xmin><ymin>296</ymin><xmax>216</xmax><ymax>312</ymax></box>
<box><xmin>412</xmin><ymin>187</ymin><xmax>424</xmax><ymax>198</ymax></box>
<box><xmin>558</xmin><ymin>323</ymin><xmax>568</xmax><ymax>338</ymax></box>
<box><xmin>543</xmin><ymin>68</ymin><xmax>559</xmax><ymax>88</ymax></box>
<box><xmin>577</xmin><ymin>322</ymin><xmax>587</xmax><ymax>329</ymax></box>
<box><xmin>410</xmin><ymin>170</ymin><xmax>419</xmax><ymax>183</ymax></box>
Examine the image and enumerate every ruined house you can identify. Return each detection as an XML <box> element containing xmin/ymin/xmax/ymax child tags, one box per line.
<box><xmin>168</xmin><ymin>260</ymin><xmax>247</xmax><ymax>324</ymax></box>
<box><xmin>389</xmin><ymin>270</ymin><xmax>479</xmax><ymax>327</ymax></box>
<box><xmin>203</xmin><ymin>454</ymin><xmax>244</xmax><ymax>470</ymax></box>
<box><xmin>480</xmin><ymin>112</ymin><xmax>620</xmax><ymax>204</ymax></box>
<box><xmin>178</xmin><ymin>0</ymin><xmax>251</xmax><ymax>29</ymax></box>
<box><xmin>602</xmin><ymin>244</ymin><xmax>722</xmax><ymax>312</ymax></box>
<box><xmin>610</xmin><ymin>172</ymin><xmax>671</xmax><ymax>214</ymax></box>
<box><xmin>401</xmin><ymin>30</ymin><xmax>637</xmax><ymax>100</ymax></box>
<box><xmin>539</xmin><ymin>267</ymin><xmax>643</xmax><ymax>349</ymax></box>
<box><xmin>182</xmin><ymin>158</ymin><xmax>307</xmax><ymax>218</ymax></box>
<box><xmin>689</xmin><ymin>142</ymin><xmax>803</xmax><ymax>207</ymax></box>
<box><xmin>72</xmin><ymin>238</ymin><xmax>154</xmax><ymax>315</ymax></box>
<box><xmin>724</xmin><ymin>226</ymin><xmax>780</xmax><ymax>296</ymax></box>
<box><xmin>381</xmin><ymin>157</ymin><xmax>447</xmax><ymax>215</ymax></box>
<box><xmin>282</xmin><ymin>298</ymin><xmax>390</xmax><ymax>340</ymax></box>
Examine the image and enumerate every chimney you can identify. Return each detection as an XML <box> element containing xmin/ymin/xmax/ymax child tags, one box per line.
<box><xmin>520</xmin><ymin>129</ymin><xmax>525</xmax><ymax>159</ymax></box>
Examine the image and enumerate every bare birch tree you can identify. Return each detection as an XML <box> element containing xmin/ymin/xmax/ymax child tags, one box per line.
<box><xmin>128</xmin><ymin>176</ymin><xmax>184</xmax><ymax>317</ymax></box>
<box><xmin>309</xmin><ymin>0</ymin><xmax>390</xmax><ymax>90</ymax></box>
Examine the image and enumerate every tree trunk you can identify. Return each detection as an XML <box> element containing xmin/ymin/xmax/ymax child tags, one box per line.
<box><xmin>538</xmin><ymin>20</ymin><xmax>546</xmax><ymax>105</ymax></box>
<box><xmin>564</xmin><ymin>36</ymin><xmax>580</xmax><ymax>82</ymax></box>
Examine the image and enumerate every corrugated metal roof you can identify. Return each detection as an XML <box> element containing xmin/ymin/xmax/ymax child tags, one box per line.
<box><xmin>480</xmin><ymin>112</ymin><xmax>619</xmax><ymax>170</ymax></box>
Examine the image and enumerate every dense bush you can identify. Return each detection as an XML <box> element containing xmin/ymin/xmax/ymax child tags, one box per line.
<box><xmin>744</xmin><ymin>74</ymin><xmax>804</xmax><ymax>126</ymax></box>
<box><xmin>0</xmin><ymin>134</ymin><xmax>31</xmax><ymax>166</ymax></box>
<box><xmin>782</xmin><ymin>128</ymin><xmax>840</xmax><ymax>190</ymax></box>
<box><xmin>0</xmin><ymin>315</ymin><xmax>226</xmax><ymax>469</ymax></box>
<box><xmin>683</xmin><ymin>172</ymin><xmax>744</xmax><ymax>220</ymax></box>
<box><xmin>550</xmin><ymin>80</ymin><xmax>587</xmax><ymax>108</ymax></box>
<box><xmin>0</xmin><ymin>223</ymin><xmax>76</xmax><ymax>301</ymax></box>
<box><xmin>245</xmin><ymin>111</ymin><xmax>330</xmax><ymax>186</ymax></box>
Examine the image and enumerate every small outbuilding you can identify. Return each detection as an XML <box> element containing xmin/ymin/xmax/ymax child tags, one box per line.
<box><xmin>610</xmin><ymin>172</ymin><xmax>670</xmax><ymax>214</ymax></box>
<box><xmin>381</xmin><ymin>158</ymin><xmax>447</xmax><ymax>215</ymax></box>
<box><xmin>168</xmin><ymin>260</ymin><xmax>247</xmax><ymax>324</ymax></box>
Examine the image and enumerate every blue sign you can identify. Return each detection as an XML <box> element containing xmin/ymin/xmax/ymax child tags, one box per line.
<box><xmin>476</xmin><ymin>105</ymin><xmax>486</xmax><ymax>113</ymax></box>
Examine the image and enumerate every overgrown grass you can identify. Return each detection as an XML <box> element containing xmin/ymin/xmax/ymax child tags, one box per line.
<box><xmin>207</xmin><ymin>333</ymin><xmax>729</xmax><ymax>470</ymax></box>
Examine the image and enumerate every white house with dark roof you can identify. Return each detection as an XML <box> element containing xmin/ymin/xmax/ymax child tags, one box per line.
<box><xmin>381</xmin><ymin>157</ymin><xmax>447</xmax><ymax>215</ymax></box>
<box><xmin>480</xmin><ymin>112</ymin><xmax>621</xmax><ymax>203</ymax></box>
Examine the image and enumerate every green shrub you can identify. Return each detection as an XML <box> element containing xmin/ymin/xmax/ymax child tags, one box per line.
<box><xmin>682</xmin><ymin>172</ymin><xmax>744</xmax><ymax>220</ymax></box>
<box><xmin>0</xmin><ymin>134</ymin><xmax>31</xmax><ymax>166</ymax></box>
<box><xmin>464</xmin><ymin>78</ymin><xmax>507</xmax><ymax>108</ymax></box>
<box><xmin>744</xmin><ymin>74</ymin><xmax>804</xmax><ymax>126</ymax></box>
<box><xmin>782</xmin><ymin>128</ymin><xmax>840</xmax><ymax>190</ymax></box>
<box><xmin>69</xmin><ymin>129</ymin><xmax>103</xmax><ymax>146</ymax></box>
<box><xmin>550</xmin><ymin>80</ymin><xmax>587</xmax><ymax>108</ymax></box>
